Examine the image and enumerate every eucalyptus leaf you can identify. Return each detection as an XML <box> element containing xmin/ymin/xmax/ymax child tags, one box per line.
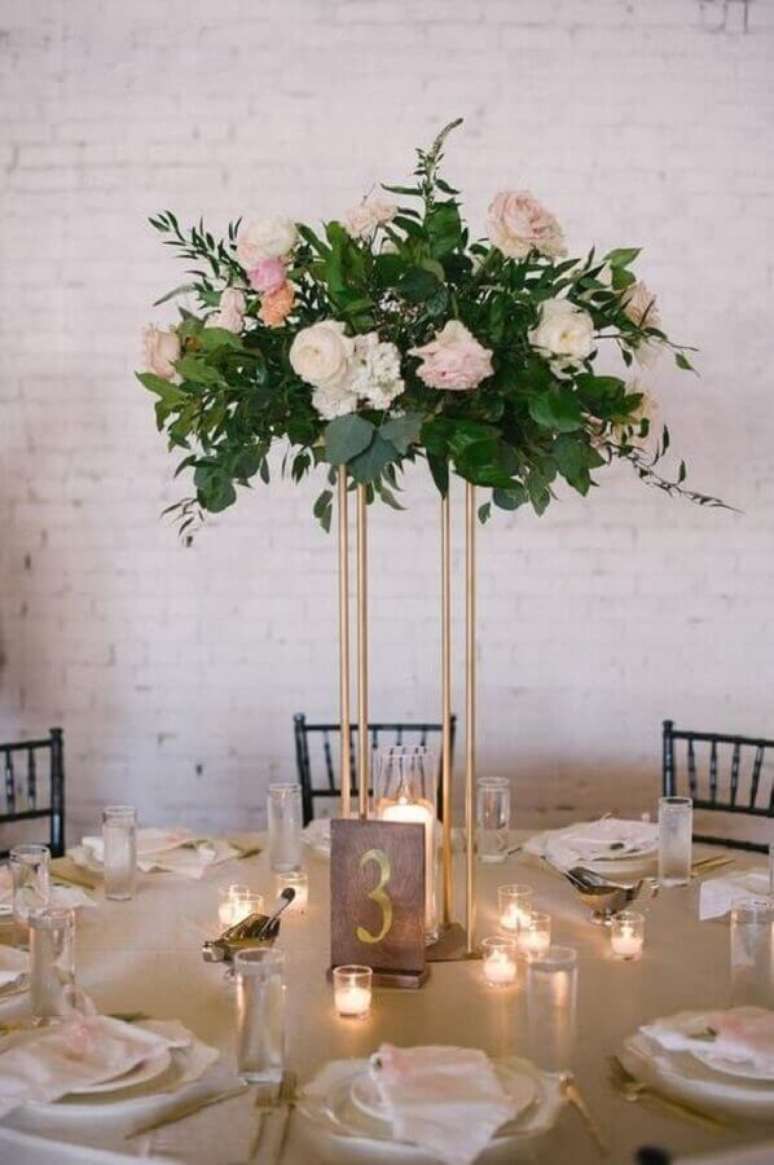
<box><xmin>324</xmin><ymin>415</ymin><xmax>374</xmax><ymax>464</ymax></box>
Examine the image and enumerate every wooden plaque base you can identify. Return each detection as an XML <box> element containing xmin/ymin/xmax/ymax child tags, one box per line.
<box><xmin>326</xmin><ymin>965</ymin><xmax>430</xmax><ymax>990</ymax></box>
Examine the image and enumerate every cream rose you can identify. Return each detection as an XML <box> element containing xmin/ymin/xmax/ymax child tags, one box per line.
<box><xmin>343</xmin><ymin>197</ymin><xmax>398</xmax><ymax>240</ymax></box>
<box><xmin>487</xmin><ymin>190</ymin><xmax>566</xmax><ymax>259</ymax></box>
<box><xmin>528</xmin><ymin>298</ymin><xmax>594</xmax><ymax>372</ymax></box>
<box><xmin>621</xmin><ymin>281</ymin><xmax>663</xmax><ymax>367</ymax></box>
<box><xmin>289</xmin><ymin>320</ymin><xmax>355</xmax><ymax>391</ymax></box>
<box><xmin>409</xmin><ymin>320</ymin><xmax>493</xmax><ymax>391</ymax></box>
<box><xmin>142</xmin><ymin>325</ymin><xmax>180</xmax><ymax>380</ymax></box>
<box><xmin>236</xmin><ymin>216</ymin><xmax>298</xmax><ymax>267</ymax></box>
<box><xmin>207</xmin><ymin>287</ymin><xmax>245</xmax><ymax>334</ymax></box>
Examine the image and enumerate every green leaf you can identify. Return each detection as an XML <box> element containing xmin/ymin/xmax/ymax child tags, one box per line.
<box><xmin>426</xmin><ymin>201</ymin><xmax>463</xmax><ymax>258</ymax></box>
<box><xmin>197</xmin><ymin>327</ymin><xmax>244</xmax><ymax>352</ymax></box>
<box><xmin>605</xmin><ymin>247</ymin><xmax>641</xmax><ymax>268</ymax></box>
<box><xmin>381</xmin><ymin>412</ymin><xmax>423</xmax><ymax>455</ymax></box>
<box><xmin>397</xmin><ymin>266</ymin><xmax>443</xmax><ymax>304</ymax></box>
<box><xmin>427</xmin><ymin>452</ymin><xmax>449</xmax><ymax>496</ymax></box>
<box><xmin>313</xmin><ymin>489</ymin><xmax>333</xmax><ymax>519</ymax></box>
<box><xmin>153</xmin><ymin>282</ymin><xmax>197</xmax><ymax>307</ymax></box>
<box><xmin>478</xmin><ymin>502</ymin><xmax>492</xmax><ymax>524</ymax></box>
<box><xmin>135</xmin><ymin>371</ymin><xmax>184</xmax><ymax>403</ymax></box>
<box><xmin>349</xmin><ymin>432</ymin><xmax>399</xmax><ymax>484</ymax></box>
<box><xmin>529</xmin><ymin>388</ymin><xmax>584</xmax><ymax>433</ymax></box>
<box><xmin>675</xmin><ymin>351</ymin><xmax>696</xmax><ymax>373</ymax></box>
<box><xmin>381</xmin><ymin>184</ymin><xmax>422</xmax><ymax>197</ymax></box>
<box><xmin>324</xmin><ymin>415</ymin><xmax>375</xmax><ymax>464</ymax></box>
<box><xmin>493</xmin><ymin>485</ymin><xmax>527</xmax><ymax>511</ymax></box>
<box><xmin>175</xmin><ymin>355</ymin><xmax>224</xmax><ymax>385</ymax></box>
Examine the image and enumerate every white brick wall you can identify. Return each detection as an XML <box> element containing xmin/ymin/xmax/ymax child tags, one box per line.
<box><xmin>1</xmin><ymin>0</ymin><xmax>773</xmax><ymax>840</ymax></box>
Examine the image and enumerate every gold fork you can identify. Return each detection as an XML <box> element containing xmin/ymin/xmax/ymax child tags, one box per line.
<box><xmin>559</xmin><ymin>1073</ymin><xmax>609</xmax><ymax>1156</ymax></box>
<box><xmin>248</xmin><ymin>1069</ymin><xmax>298</xmax><ymax>1162</ymax></box>
<box><xmin>609</xmin><ymin>1056</ymin><xmax>732</xmax><ymax>1130</ymax></box>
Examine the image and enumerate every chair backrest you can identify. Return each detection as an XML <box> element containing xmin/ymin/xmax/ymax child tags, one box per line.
<box><xmin>662</xmin><ymin>719</ymin><xmax>773</xmax><ymax>852</ymax></box>
<box><xmin>0</xmin><ymin>727</ymin><xmax>65</xmax><ymax>858</ymax></box>
<box><xmin>293</xmin><ymin>714</ymin><xmax>456</xmax><ymax>826</ymax></box>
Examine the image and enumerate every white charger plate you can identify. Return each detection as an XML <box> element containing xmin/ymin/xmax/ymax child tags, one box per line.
<box><xmin>66</xmin><ymin>1048</ymin><xmax>172</xmax><ymax>1096</ymax></box>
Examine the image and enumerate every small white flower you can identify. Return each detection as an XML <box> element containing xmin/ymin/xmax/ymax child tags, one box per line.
<box><xmin>528</xmin><ymin>297</ymin><xmax>595</xmax><ymax>373</ymax></box>
<box><xmin>349</xmin><ymin>333</ymin><xmax>405</xmax><ymax>410</ymax></box>
<box><xmin>343</xmin><ymin>197</ymin><xmax>398</xmax><ymax>241</ymax></box>
<box><xmin>311</xmin><ymin>382</ymin><xmax>359</xmax><ymax>420</ymax></box>
<box><xmin>236</xmin><ymin>216</ymin><xmax>298</xmax><ymax>266</ymax></box>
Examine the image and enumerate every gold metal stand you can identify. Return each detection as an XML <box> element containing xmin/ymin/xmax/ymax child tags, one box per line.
<box><xmin>440</xmin><ymin>493</ymin><xmax>452</xmax><ymax>927</ymax></box>
<box><xmin>356</xmin><ymin>484</ymin><xmax>369</xmax><ymax>820</ymax></box>
<box><xmin>337</xmin><ymin>469</ymin><xmax>351</xmax><ymax>819</ymax></box>
<box><xmin>464</xmin><ymin>482</ymin><xmax>476</xmax><ymax>953</ymax></box>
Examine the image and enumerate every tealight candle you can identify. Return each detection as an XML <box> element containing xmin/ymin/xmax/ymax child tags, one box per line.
<box><xmin>519</xmin><ymin>911</ymin><xmax>552</xmax><ymax>959</ymax></box>
<box><xmin>275</xmin><ymin>870</ymin><xmax>308</xmax><ymax>914</ymax></box>
<box><xmin>610</xmin><ymin>910</ymin><xmax>645</xmax><ymax>961</ymax></box>
<box><xmin>497</xmin><ymin>884</ymin><xmax>533</xmax><ymax>936</ymax></box>
<box><xmin>218</xmin><ymin>884</ymin><xmax>253</xmax><ymax>930</ymax></box>
<box><xmin>333</xmin><ymin>964</ymin><xmax>373</xmax><ymax>1018</ymax></box>
<box><xmin>481</xmin><ymin>936</ymin><xmax>518</xmax><ymax>987</ymax></box>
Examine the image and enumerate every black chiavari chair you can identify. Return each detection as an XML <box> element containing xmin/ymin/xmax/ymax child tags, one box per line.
<box><xmin>293</xmin><ymin>714</ymin><xmax>456</xmax><ymax>826</ymax></box>
<box><xmin>0</xmin><ymin>728</ymin><xmax>65</xmax><ymax>858</ymax></box>
<box><xmin>662</xmin><ymin>719</ymin><xmax>773</xmax><ymax>853</ymax></box>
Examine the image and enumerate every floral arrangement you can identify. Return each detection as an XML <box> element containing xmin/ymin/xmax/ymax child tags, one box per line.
<box><xmin>137</xmin><ymin>119</ymin><xmax>724</xmax><ymax>534</ymax></box>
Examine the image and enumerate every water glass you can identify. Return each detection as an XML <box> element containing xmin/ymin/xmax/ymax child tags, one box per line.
<box><xmin>267</xmin><ymin>784</ymin><xmax>303</xmax><ymax>873</ymax></box>
<box><xmin>235</xmin><ymin>948</ymin><xmax>285</xmax><ymax>1083</ymax></box>
<box><xmin>730</xmin><ymin>897</ymin><xmax>774</xmax><ymax>1007</ymax></box>
<box><xmin>102</xmin><ymin>805</ymin><xmax>137</xmax><ymax>900</ymax></box>
<box><xmin>30</xmin><ymin>907</ymin><xmax>76</xmax><ymax>1021</ymax></box>
<box><xmin>658</xmin><ymin>796</ymin><xmax>693</xmax><ymax>886</ymax></box>
<box><xmin>476</xmin><ymin>777</ymin><xmax>511</xmax><ymax>863</ymax></box>
<box><xmin>10</xmin><ymin>843</ymin><xmax>50</xmax><ymax>925</ymax></box>
<box><xmin>527</xmin><ymin>945</ymin><xmax>578</xmax><ymax>1071</ymax></box>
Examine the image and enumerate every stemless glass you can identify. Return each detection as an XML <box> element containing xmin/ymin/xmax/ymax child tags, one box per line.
<box><xmin>658</xmin><ymin>796</ymin><xmax>693</xmax><ymax>886</ymax></box>
<box><xmin>10</xmin><ymin>843</ymin><xmax>50</xmax><ymax>925</ymax></box>
<box><xmin>267</xmin><ymin>784</ymin><xmax>303</xmax><ymax>873</ymax></box>
<box><xmin>234</xmin><ymin>948</ymin><xmax>285</xmax><ymax>1083</ymax></box>
<box><xmin>730</xmin><ymin>897</ymin><xmax>774</xmax><ymax>1007</ymax></box>
<box><xmin>476</xmin><ymin>777</ymin><xmax>511</xmax><ymax>864</ymax></box>
<box><xmin>102</xmin><ymin>805</ymin><xmax>137</xmax><ymax>900</ymax></box>
<box><xmin>527</xmin><ymin>945</ymin><xmax>578</xmax><ymax>1071</ymax></box>
<box><xmin>29</xmin><ymin>907</ymin><xmax>76</xmax><ymax>1022</ymax></box>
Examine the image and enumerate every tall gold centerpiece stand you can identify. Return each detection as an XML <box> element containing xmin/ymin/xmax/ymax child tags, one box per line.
<box><xmin>336</xmin><ymin>468</ymin><xmax>477</xmax><ymax>959</ymax></box>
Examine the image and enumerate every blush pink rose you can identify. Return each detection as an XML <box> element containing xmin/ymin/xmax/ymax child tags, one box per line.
<box><xmin>248</xmin><ymin>258</ymin><xmax>287</xmax><ymax>295</ymax></box>
<box><xmin>409</xmin><ymin>320</ymin><xmax>493</xmax><ymax>391</ymax></box>
<box><xmin>142</xmin><ymin>325</ymin><xmax>180</xmax><ymax>380</ymax></box>
<box><xmin>487</xmin><ymin>190</ymin><xmax>566</xmax><ymax>259</ymax></box>
<box><xmin>259</xmin><ymin>282</ymin><xmax>295</xmax><ymax>327</ymax></box>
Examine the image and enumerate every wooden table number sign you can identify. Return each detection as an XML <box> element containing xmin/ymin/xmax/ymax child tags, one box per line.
<box><xmin>330</xmin><ymin>818</ymin><xmax>429</xmax><ymax>988</ymax></box>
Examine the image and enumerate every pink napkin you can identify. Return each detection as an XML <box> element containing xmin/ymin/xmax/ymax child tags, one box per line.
<box><xmin>644</xmin><ymin>1007</ymin><xmax>774</xmax><ymax>1074</ymax></box>
<box><xmin>370</xmin><ymin>1044</ymin><xmax>519</xmax><ymax>1165</ymax></box>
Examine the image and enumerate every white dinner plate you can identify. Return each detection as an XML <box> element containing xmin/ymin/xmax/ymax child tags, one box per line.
<box><xmin>66</xmin><ymin>1047</ymin><xmax>172</xmax><ymax>1096</ymax></box>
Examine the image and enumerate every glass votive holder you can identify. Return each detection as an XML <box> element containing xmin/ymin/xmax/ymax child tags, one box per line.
<box><xmin>218</xmin><ymin>884</ymin><xmax>253</xmax><ymax>930</ymax></box>
<box><xmin>102</xmin><ymin>805</ymin><xmax>138</xmax><ymax>901</ymax></box>
<box><xmin>497</xmin><ymin>884</ymin><xmax>533</xmax><ymax>936</ymax></box>
<box><xmin>481</xmin><ymin>936</ymin><xmax>519</xmax><ymax>987</ymax></box>
<box><xmin>333</xmin><ymin>964</ymin><xmax>373</xmax><ymax>1018</ymax></box>
<box><xmin>29</xmin><ymin>906</ymin><xmax>76</xmax><ymax>1022</ymax></box>
<box><xmin>275</xmin><ymin>870</ymin><xmax>308</xmax><ymax>914</ymax></box>
<box><xmin>518</xmin><ymin>911</ymin><xmax>552</xmax><ymax>959</ymax></box>
<box><xmin>10</xmin><ymin>843</ymin><xmax>51</xmax><ymax>926</ymax></box>
<box><xmin>610</xmin><ymin>910</ymin><xmax>645</xmax><ymax>961</ymax></box>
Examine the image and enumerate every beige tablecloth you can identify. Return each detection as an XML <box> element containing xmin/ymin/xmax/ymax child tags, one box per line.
<box><xmin>0</xmin><ymin>835</ymin><xmax>772</xmax><ymax>1164</ymax></box>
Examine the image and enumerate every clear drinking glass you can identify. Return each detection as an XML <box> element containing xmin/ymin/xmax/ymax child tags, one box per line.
<box><xmin>730</xmin><ymin>897</ymin><xmax>774</xmax><ymax>1007</ymax></box>
<box><xmin>658</xmin><ymin>796</ymin><xmax>693</xmax><ymax>886</ymax></box>
<box><xmin>476</xmin><ymin>777</ymin><xmax>511</xmax><ymax>863</ymax></box>
<box><xmin>29</xmin><ymin>907</ymin><xmax>76</xmax><ymax>1021</ymax></box>
<box><xmin>102</xmin><ymin>805</ymin><xmax>137</xmax><ymax>900</ymax></box>
<box><xmin>234</xmin><ymin>947</ymin><xmax>285</xmax><ymax>1083</ymax></box>
<box><xmin>267</xmin><ymin>784</ymin><xmax>303</xmax><ymax>874</ymax></box>
<box><xmin>10</xmin><ymin>843</ymin><xmax>50</xmax><ymax>925</ymax></box>
<box><xmin>527</xmin><ymin>945</ymin><xmax>578</xmax><ymax>1071</ymax></box>
<box><xmin>374</xmin><ymin>746</ymin><xmax>439</xmax><ymax>943</ymax></box>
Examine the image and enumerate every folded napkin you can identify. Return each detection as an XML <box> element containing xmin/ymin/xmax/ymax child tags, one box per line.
<box><xmin>369</xmin><ymin>1044</ymin><xmax>519</xmax><ymax>1165</ymax></box>
<box><xmin>642</xmin><ymin>1007</ymin><xmax>774</xmax><ymax>1075</ymax></box>
<box><xmin>0</xmin><ymin>1013</ymin><xmax>190</xmax><ymax>1117</ymax></box>
<box><xmin>525</xmin><ymin>817</ymin><xmax>657</xmax><ymax>872</ymax></box>
<box><xmin>75</xmin><ymin>827</ymin><xmax>248</xmax><ymax>880</ymax></box>
<box><xmin>699</xmin><ymin>868</ymin><xmax>770</xmax><ymax>920</ymax></box>
<box><xmin>0</xmin><ymin>946</ymin><xmax>28</xmax><ymax>992</ymax></box>
<box><xmin>0</xmin><ymin>866</ymin><xmax>95</xmax><ymax>913</ymax></box>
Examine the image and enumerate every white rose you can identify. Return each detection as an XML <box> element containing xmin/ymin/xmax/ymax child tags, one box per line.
<box><xmin>289</xmin><ymin>320</ymin><xmax>355</xmax><ymax>390</ymax></box>
<box><xmin>142</xmin><ymin>325</ymin><xmax>180</xmax><ymax>380</ymax></box>
<box><xmin>528</xmin><ymin>298</ymin><xmax>594</xmax><ymax>372</ymax></box>
<box><xmin>343</xmin><ymin>197</ymin><xmax>398</xmax><ymax>240</ymax></box>
<box><xmin>236</xmin><ymin>216</ymin><xmax>298</xmax><ymax>266</ymax></box>
<box><xmin>207</xmin><ymin>287</ymin><xmax>245</xmax><ymax>334</ymax></box>
<box><xmin>487</xmin><ymin>190</ymin><xmax>566</xmax><ymax>259</ymax></box>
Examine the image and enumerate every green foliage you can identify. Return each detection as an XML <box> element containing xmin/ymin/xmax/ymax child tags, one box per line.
<box><xmin>137</xmin><ymin>121</ymin><xmax>724</xmax><ymax>534</ymax></box>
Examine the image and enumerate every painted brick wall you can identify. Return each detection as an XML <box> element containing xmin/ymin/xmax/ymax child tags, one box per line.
<box><xmin>1</xmin><ymin>0</ymin><xmax>773</xmax><ymax>840</ymax></box>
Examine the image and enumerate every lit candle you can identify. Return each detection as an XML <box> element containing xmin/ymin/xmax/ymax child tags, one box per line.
<box><xmin>379</xmin><ymin>797</ymin><xmax>436</xmax><ymax>933</ymax></box>
<box><xmin>275</xmin><ymin>871</ymin><xmax>308</xmax><ymax>914</ymax></box>
<box><xmin>333</xmin><ymin>964</ymin><xmax>373</xmax><ymax>1018</ymax></box>
<box><xmin>519</xmin><ymin>912</ymin><xmax>552</xmax><ymax>959</ymax></box>
<box><xmin>218</xmin><ymin>884</ymin><xmax>253</xmax><ymax>930</ymax></box>
<box><xmin>497</xmin><ymin>884</ymin><xmax>533</xmax><ymax>935</ymax></box>
<box><xmin>481</xmin><ymin>937</ymin><xmax>518</xmax><ymax>987</ymax></box>
<box><xmin>611</xmin><ymin>910</ymin><xmax>645</xmax><ymax>960</ymax></box>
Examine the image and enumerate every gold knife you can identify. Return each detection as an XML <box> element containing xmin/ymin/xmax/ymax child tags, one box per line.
<box><xmin>560</xmin><ymin>1073</ymin><xmax>609</xmax><ymax>1156</ymax></box>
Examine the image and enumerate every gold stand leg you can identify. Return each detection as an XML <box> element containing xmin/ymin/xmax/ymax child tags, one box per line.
<box><xmin>338</xmin><ymin>469</ymin><xmax>351</xmax><ymax>819</ymax></box>
<box><xmin>464</xmin><ymin>482</ymin><xmax>476</xmax><ymax>953</ymax></box>
<box><xmin>441</xmin><ymin>492</ymin><xmax>452</xmax><ymax>927</ymax></box>
<box><xmin>356</xmin><ymin>484</ymin><xmax>369</xmax><ymax>820</ymax></box>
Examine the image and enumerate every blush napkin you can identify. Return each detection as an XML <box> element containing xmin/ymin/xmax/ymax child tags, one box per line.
<box><xmin>699</xmin><ymin>868</ymin><xmax>770</xmax><ymax>920</ymax></box>
<box><xmin>370</xmin><ymin>1044</ymin><xmax>519</xmax><ymax>1165</ymax></box>
<box><xmin>642</xmin><ymin>1007</ymin><xmax>774</xmax><ymax>1075</ymax></box>
<box><xmin>0</xmin><ymin>946</ymin><xmax>28</xmax><ymax>992</ymax></box>
<box><xmin>78</xmin><ymin>828</ymin><xmax>240</xmax><ymax>879</ymax></box>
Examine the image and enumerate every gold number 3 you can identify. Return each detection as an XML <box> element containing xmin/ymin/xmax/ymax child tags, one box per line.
<box><xmin>356</xmin><ymin>848</ymin><xmax>393</xmax><ymax>944</ymax></box>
